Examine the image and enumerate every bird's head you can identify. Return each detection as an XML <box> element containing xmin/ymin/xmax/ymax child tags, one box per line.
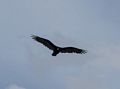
<box><xmin>57</xmin><ymin>48</ymin><xmax>60</xmax><ymax>51</ymax></box>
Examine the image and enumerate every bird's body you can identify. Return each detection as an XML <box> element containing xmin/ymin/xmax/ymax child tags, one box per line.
<box><xmin>31</xmin><ymin>35</ymin><xmax>87</xmax><ymax>56</ymax></box>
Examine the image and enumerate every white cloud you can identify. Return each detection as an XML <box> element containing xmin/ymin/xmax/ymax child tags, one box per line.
<box><xmin>5</xmin><ymin>84</ymin><xmax>26</xmax><ymax>89</ymax></box>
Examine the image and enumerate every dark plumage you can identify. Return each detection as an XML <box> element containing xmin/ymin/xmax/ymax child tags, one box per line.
<box><xmin>31</xmin><ymin>35</ymin><xmax>87</xmax><ymax>56</ymax></box>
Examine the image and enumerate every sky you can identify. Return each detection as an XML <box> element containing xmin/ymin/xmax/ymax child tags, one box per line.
<box><xmin>0</xmin><ymin>0</ymin><xmax>120</xmax><ymax>89</ymax></box>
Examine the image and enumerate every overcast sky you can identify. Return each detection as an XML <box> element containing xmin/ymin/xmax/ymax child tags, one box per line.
<box><xmin>0</xmin><ymin>0</ymin><xmax>120</xmax><ymax>89</ymax></box>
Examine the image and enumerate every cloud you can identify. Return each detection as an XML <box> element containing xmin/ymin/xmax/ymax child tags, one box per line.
<box><xmin>5</xmin><ymin>84</ymin><xmax>26</xmax><ymax>89</ymax></box>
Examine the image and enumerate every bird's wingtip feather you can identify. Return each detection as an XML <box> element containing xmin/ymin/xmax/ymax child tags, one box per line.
<box><xmin>31</xmin><ymin>34</ymin><xmax>38</xmax><ymax>40</ymax></box>
<box><xmin>31</xmin><ymin>34</ymin><xmax>36</xmax><ymax>37</ymax></box>
<box><xmin>83</xmin><ymin>50</ymin><xmax>88</xmax><ymax>54</ymax></box>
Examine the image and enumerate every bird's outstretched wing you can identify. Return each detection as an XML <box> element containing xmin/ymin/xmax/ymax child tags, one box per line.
<box><xmin>60</xmin><ymin>47</ymin><xmax>87</xmax><ymax>54</ymax></box>
<box><xmin>31</xmin><ymin>35</ymin><xmax>56</xmax><ymax>50</ymax></box>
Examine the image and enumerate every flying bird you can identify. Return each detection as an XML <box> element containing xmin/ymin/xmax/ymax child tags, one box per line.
<box><xmin>31</xmin><ymin>35</ymin><xmax>87</xmax><ymax>56</ymax></box>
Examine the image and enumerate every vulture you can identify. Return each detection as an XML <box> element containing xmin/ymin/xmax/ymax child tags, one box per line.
<box><xmin>31</xmin><ymin>35</ymin><xmax>87</xmax><ymax>56</ymax></box>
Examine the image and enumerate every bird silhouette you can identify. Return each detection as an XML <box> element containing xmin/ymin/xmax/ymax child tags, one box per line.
<box><xmin>31</xmin><ymin>35</ymin><xmax>87</xmax><ymax>56</ymax></box>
